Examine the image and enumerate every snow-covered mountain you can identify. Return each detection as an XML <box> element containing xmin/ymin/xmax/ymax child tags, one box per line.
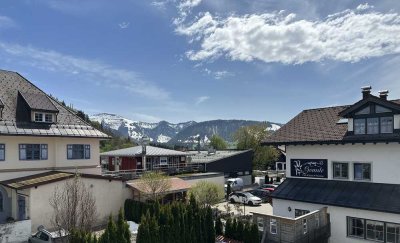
<box><xmin>90</xmin><ymin>113</ymin><xmax>195</xmax><ymax>143</ymax></box>
<box><xmin>90</xmin><ymin>113</ymin><xmax>282</xmax><ymax>145</ymax></box>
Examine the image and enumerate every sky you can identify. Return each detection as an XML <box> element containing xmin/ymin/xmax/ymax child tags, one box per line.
<box><xmin>1</xmin><ymin>0</ymin><xmax>400</xmax><ymax>124</ymax></box>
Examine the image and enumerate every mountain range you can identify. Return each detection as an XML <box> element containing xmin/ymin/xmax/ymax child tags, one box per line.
<box><xmin>90</xmin><ymin>113</ymin><xmax>282</xmax><ymax>145</ymax></box>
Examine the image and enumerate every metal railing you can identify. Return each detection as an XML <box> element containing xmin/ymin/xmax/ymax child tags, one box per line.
<box><xmin>101</xmin><ymin>163</ymin><xmax>205</xmax><ymax>179</ymax></box>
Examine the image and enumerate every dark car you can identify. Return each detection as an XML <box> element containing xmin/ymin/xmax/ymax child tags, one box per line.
<box><xmin>249</xmin><ymin>189</ymin><xmax>272</xmax><ymax>203</ymax></box>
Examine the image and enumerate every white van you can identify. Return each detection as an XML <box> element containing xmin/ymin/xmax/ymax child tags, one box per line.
<box><xmin>225</xmin><ymin>178</ymin><xmax>244</xmax><ymax>192</ymax></box>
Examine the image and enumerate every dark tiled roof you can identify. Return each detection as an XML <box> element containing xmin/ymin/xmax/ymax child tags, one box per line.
<box><xmin>0</xmin><ymin>171</ymin><xmax>124</xmax><ymax>190</ymax></box>
<box><xmin>272</xmin><ymin>178</ymin><xmax>400</xmax><ymax>214</ymax></box>
<box><xmin>19</xmin><ymin>91</ymin><xmax>59</xmax><ymax>112</ymax></box>
<box><xmin>0</xmin><ymin>70</ymin><xmax>108</xmax><ymax>138</ymax></box>
<box><xmin>263</xmin><ymin>99</ymin><xmax>400</xmax><ymax>145</ymax></box>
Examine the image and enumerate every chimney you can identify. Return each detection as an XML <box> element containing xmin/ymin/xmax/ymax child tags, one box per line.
<box><xmin>378</xmin><ymin>90</ymin><xmax>389</xmax><ymax>100</ymax></box>
<box><xmin>361</xmin><ymin>86</ymin><xmax>372</xmax><ymax>99</ymax></box>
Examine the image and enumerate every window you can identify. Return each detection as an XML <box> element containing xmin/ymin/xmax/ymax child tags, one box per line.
<box><xmin>366</xmin><ymin>220</ymin><xmax>384</xmax><ymax>242</ymax></box>
<box><xmin>67</xmin><ymin>145</ymin><xmax>90</xmax><ymax>159</ymax></box>
<box><xmin>354</xmin><ymin>163</ymin><xmax>371</xmax><ymax>181</ymax></box>
<box><xmin>386</xmin><ymin>223</ymin><xmax>400</xmax><ymax>243</ymax></box>
<box><xmin>303</xmin><ymin>219</ymin><xmax>308</xmax><ymax>234</ymax></box>
<box><xmin>315</xmin><ymin>214</ymin><xmax>320</xmax><ymax>228</ymax></box>
<box><xmin>34</xmin><ymin>112</ymin><xmax>53</xmax><ymax>123</ymax></box>
<box><xmin>354</xmin><ymin>119</ymin><xmax>366</xmax><ymax>135</ymax></box>
<box><xmin>367</xmin><ymin>118</ymin><xmax>379</xmax><ymax>134</ymax></box>
<box><xmin>376</xmin><ymin>105</ymin><xmax>391</xmax><ymax>113</ymax></box>
<box><xmin>257</xmin><ymin>217</ymin><xmax>264</xmax><ymax>231</ymax></box>
<box><xmin>159</xmin><ymin>157</ymin><xmax>168</xmax><ymax>166</ymax></box>
<box><xmin>19</xmin><ymin>144</ymin><xmax>47</xmax><ymax>160</ymax></box>
<box><xmin>45</xmin><ymin>114</ymin><xmax>53</xmax><ymax>122</ymax></box>
<box><xmin>333</xmin><ymin>162</ymin><xmax>348</xmax><ymax>179</ymax></box>
<box><xmin>348</xmin><ymin>217</ymin><xmax>400</xmax><ymax>242</ymax></box>
<box><xmin>295</xmin><ymin>209</ymin><xmax>310</xmax><ymax>217</ymax></box>
<box><xmin>34</xmin><ymin>113</ymin><xmax>43</xmax><ymax>122</ymax></box>
<box><xmin>270</xmin><ymin>219</ymin><xmax>277</xmax><ymax>234</ymax></box>
<box><xmin>0</xmin><ymin>144</ymin><xmax>4</xmax><ymax>161</ymax></box>
<box><xmin>381</xmin><ymin>117</ymin><xmax>393</xmax><ymax>134</ymax></box>
<box><xmin>348</xmin><ymin>217</ymin><xmax>365</xmax><ymax>238</ymax></box>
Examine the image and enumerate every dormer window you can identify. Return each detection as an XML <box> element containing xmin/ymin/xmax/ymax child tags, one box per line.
<box><xmin>34</xmin><ymin>112</ymin><xmax>55</xmax><ymax>123</ymax></box>
<box><xmin>354</xmin><ymin>116</ymin><xmax>393</xmax><ymax>135</ymax></box>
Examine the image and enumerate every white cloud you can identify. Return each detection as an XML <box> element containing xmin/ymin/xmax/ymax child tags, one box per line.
<box><xmin>214</xmin><ymin>70</ymin><xmax>233</xmax><ymax>79</ymax></box>
<box><xmin>195</xmin><ymin>96</ymin><xmax>210</xmax><ymax>105</ymax></box>
<box><xmin>0</xmin><ymin>42</ymin><xmax>170</xmax><ymax>100</ymax></box>
<box><xmin>202</xmin><ymin>68</ymin><xmax>234</xmax><ymax>79</ymax></box>
<box><xmin>151</xmin><ymin>1</ymin><xmax>168</xmax><ymax>11</ymax></box>
<box><xmin>0</xmin><ymin>16</ymin><xmax>16</xmax><ymax>29</ymax></box>
<box><xmin>118</xmin><ymin>22</ymin><xmax>130</xmax><ymax>29</ymax></box>
<box><xmin>176</xmin><ymin>5</ymin><xmax>400</xmax><ymax>64</ymax></box>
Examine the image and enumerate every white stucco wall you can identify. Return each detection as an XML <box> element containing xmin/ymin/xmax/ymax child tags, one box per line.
<box><xmin>29</xmin><ymin>177</ymin><xmax>132</xmax><ymax>232</ymax></box>
<box><xmin>0</xmin><ymin>136</ymin><xmax>101</xmax><ymax>180</ymax></box>
<box><xmin>286</xmin><ymin>143</ymin><xmax>400</xmax><ymax>184</ymax></box>
<box><xmin>273</xmin><ymin>198</ymin><xmax>400</xmax><ymax>243</ymax></box>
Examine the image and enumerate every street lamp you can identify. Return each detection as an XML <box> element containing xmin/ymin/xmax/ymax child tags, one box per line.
<box><xmin>141</xmin><ymin>136</ymin><xmax>150</xmax><ymax>171</ymax></box>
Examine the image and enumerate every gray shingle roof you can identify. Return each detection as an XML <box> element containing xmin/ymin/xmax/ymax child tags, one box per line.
<box><xmin>101</xmin><ymin>145</ymin><xmax>188</xmax><ymax>157</ymax></box>
<box><xmin>272</xmin><ymin>178</ymin><xmax>400</xmax><ymax>214</ymax></box>
<box><xmin>19</xmin><ymin>91</ymin><xmax>59</xmax><ymax>112</ymax></box>
<box><xmin>187</xmin><ymin>150</ymin><xmax>251</xmax><ymax>163</ymax></box>
<box><xmin>0</xmin><ymin>70</ymin><xmax>108</xmax><ymax>138</ymax></box>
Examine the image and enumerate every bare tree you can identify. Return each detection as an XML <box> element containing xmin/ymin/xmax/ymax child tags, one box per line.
<box><xmin>49</xmin><ymin>173</ymin><xmax>97</xmax><ymax>233</ymax></box>
<box><xmin>137</xmin><ymin>171</ymin><xmax>171</xmax><ymax>202</ymax></box>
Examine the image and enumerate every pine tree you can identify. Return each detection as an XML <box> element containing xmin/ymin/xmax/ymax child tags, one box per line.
<box><xmin>236</xmin><ymin>220</ymin><xmax>244</xmax><ymax>241</ymax></box>
<box><xmin>225</xmin><ymin>218</ymin><xmax>232</xmax><ymax>238</ymax></box>
<box><xmin>250</xmin><ymin>222</ymin><xmax>260</xmax><ymax>243</ymax></box>
<box><xmin>116</xmin><ymin>208</ymin><xmax>131</xmax><ymax>243</ymax></box>
<box><xmin>206</xmin><ymin>207</ymin><xmax>215</xmax><ymax>243</ymax></box>
<box><xmin>136</xmin><ymin>212</ymin><xmax>150</xmax><ymax>243</ymax></box>
<box><xmin>232</xmin><ymin>218</ymin><xmax>238</xmax><ymax>240</ymax></box>
<box><xmin>215</xmin><ymin>217</ymin><xmax>223</xmax><ymax>236</ymax></box>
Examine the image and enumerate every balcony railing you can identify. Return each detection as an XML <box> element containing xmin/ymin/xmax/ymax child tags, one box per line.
<box><xmin>102</xmin><ymin>163</ymin><xmax>205</xmax><ymax>179</ymax></box>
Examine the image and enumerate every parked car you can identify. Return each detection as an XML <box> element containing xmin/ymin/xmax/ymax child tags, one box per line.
<box><xmin>225</xmin><ymin>178</ymin><xmax>244</xmax><ymax>192</ymax></box>
<box><xmin>229</xmin><ymin>192</ymin><xmax>262</xmax><ymax>206</ymax></box>
<box><xmin>249</xmin><ymin>189</ymin><xmax>272</xmax><ymax>203</ymax></box>
<box><xmin>29</xmin><ymin>227</ymin><xmax>68</xmax><ymax>243</ymax></box>
<box><xmin>259</xmin><ymin>183</ymin><xmax>278</xmax><ymax>190</ymax></box>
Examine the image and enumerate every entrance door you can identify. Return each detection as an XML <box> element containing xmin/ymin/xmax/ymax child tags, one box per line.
<box><xmin>18</xmin><ymin>195</ymin><xmax>26</xmax><ymax>220</ymax></box>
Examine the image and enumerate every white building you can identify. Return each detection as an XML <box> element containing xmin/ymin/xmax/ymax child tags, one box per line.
<box><xmin>0</xmin><ymin>70</ymin><xmax>132</xmax><ymax>237</ymax></box>
<box><xmin>263</xmin><ymin>87</ymin><xmax>400</xmax><ymax>243</ymax></box>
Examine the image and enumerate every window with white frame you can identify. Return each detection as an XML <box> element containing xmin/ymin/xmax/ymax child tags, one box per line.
<box><xmin>354</xmin><ymin>118</ymin><xmax>366</xmax><ymax>135</ymax></box>
<box><xmin>295</xmin><ymin>209</ymin><xmax>310</xmax><ymax>217</ymax></box>
<box><xmin>386</xmin><ymin>223</ymin><xmax>400</xmax><ymax>243</ymax></box>
<box><xmin>381</xmin><ymin>117</ymin><xmax>394</xmax><ymax>133</ymax></box>
<box><xmin>348</xmin><ymin>217</ymin><xmax>365</xmax><ymax>238</ymax></box>
<box><xmin>0</xmin><ymin>144</ymin><xmax>4</xmax><ymax>161</ymax></box>
<box><xmin>34</xmin><ymin>112</ymin><xmax>54</xmax><ymax>123</ymax></box>
<box><xmin>366</xmin><ymin>220</ymin><xmax>384</xmax><ymax>242</ymax></box>
<box><xmin>354</xmin><ymin>163</ymin><xmax>371</xmax><ymax>181</ymax></box>
<box><xmin>67</xmin><ymin>144</ymin><xmax>90</xmax><ymax>159</ymax></box>
<box><xmin>347</xmin><ymin>217</ymin><xmax>390</xmax><ymax>242</ymax></box>
<box><xmin>19</xmin><ymin>144</ymin><xmax>47</xmax><ymax>160</ymax></box>
<box><xmin>303</xmin><ymin>219</ymin><xmax>308</xmax><ymax>234</ymax></box>
<box><xmin>270</xmin><ymin>218</ymin><xmax>277</xmax><ymax>234</ymax></box>
<box><xmin>333</xmin><ymin>162</ymin><xmax>349</xmax><ymax>179</ymax></box>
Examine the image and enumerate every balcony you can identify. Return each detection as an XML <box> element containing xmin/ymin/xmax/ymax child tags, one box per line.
<box><xmin>253</xmin><ymin>207</ymin><xmax>331</xmax><ymax>243</ymax></box>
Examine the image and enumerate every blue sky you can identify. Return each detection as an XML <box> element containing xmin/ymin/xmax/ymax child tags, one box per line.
<box><xmin>1</xmin><ymin>0</ymin><xmax>400</xmax><ymax>123</ymax></box>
